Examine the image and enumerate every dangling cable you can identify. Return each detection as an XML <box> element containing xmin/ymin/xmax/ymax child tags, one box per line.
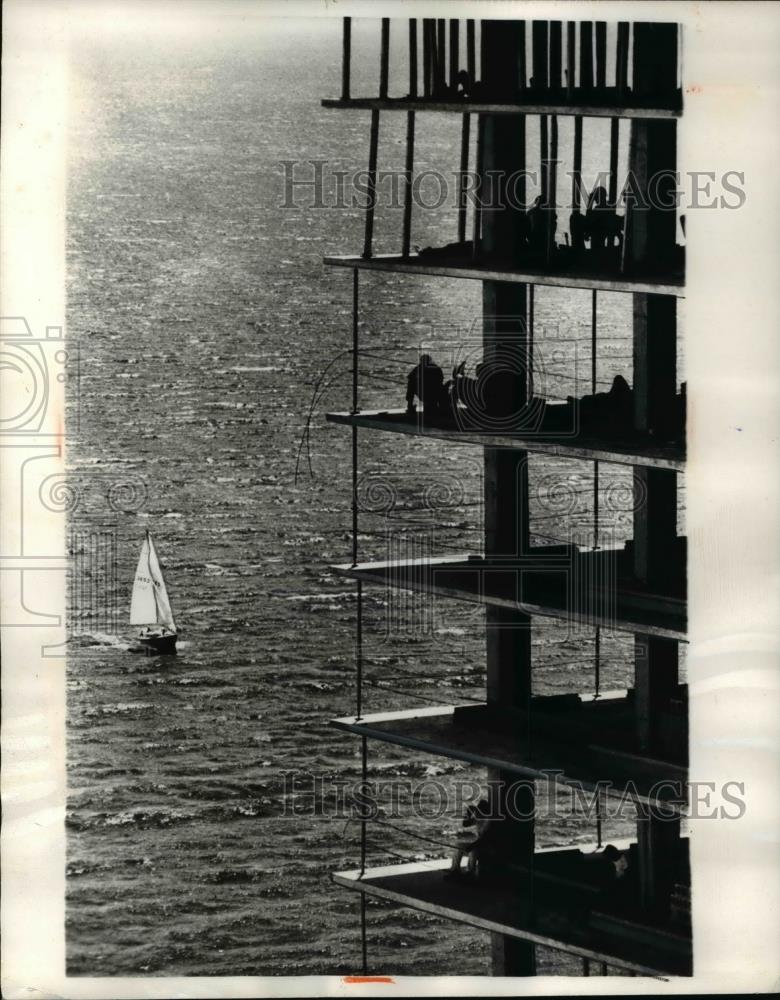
<box><xmin>356</xmin><ymin>582</ymin><xmax>363</xmax><ymax>720</ymax></box>
<box><xmin>592</xmin><ymin>289</ymin><xmax>601</xmax><ymax>701</ymax></box>
<box><xmin>351</xmin><ymin>269</ymin><xmax>359</xmax><ymax>416</ymax></box>
<box><xmin>351</xmin><ymin>260</ymin><xmax>366</xmax><ymax>979</ymax></box>
<box><xmin>359</xmin><ymin>734</ymin><xmax>368</xmax><ymax>973</ymax></box>
<box><xmin>402</xmin><ymin>111</ymin><xmax>416</xmax><ymax>257</ymax></box>
<box><xmin>359</xmin><ymin>893</ymin><xmax>368</xmax><ymax>975</ymax></box>
<box><xmin>350</xmin><ymin>265</ymin><xmax>365</xmax><ymax>728</ymax></box>
<box><xmin>528</xmin><ymin>284</ymin><xmax>535</xmax><ymax>400</ymax></box>
<box><xmin>591</xmin><ymin>289</ymin><xmax>599</xmax><ymax>550</ymax></box>
<box><xmin>351</xmin><ymin>268</ymin><xmax>360</xmax><ymax>575</ymax></box>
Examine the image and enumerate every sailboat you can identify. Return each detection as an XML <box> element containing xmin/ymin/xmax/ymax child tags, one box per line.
<box><xmin>130</xmin><ymin>530</ymin><xmax>178</xmax><ymax>654</ymax></box>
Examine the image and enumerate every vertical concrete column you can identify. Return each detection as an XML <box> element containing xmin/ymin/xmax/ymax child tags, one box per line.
<box><xmin>627</xmin><ymin>21</ymin><xmax>684</xmax><ymax>914</ymax></box>
<box><xmin>480</xmin><ymin>19</ymin><xmax>536</xmax><ymax>977</ymax></box>
<box><xmin>637</xmin><ymin>812</ymin><xmax>681</xmax><ymax>911</ymax></box>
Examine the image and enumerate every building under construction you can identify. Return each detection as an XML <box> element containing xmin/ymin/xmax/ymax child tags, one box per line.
<box><xmin>323</xmin><ymin>16</ymin><xmax>689</xmax><ymax>978</ymax></box>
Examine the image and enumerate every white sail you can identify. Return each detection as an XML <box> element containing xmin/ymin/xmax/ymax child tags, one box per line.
<box><xmin>129</xmin><ymin>532</ymin><xmax>176</xmax><ymax>631</ymax></box>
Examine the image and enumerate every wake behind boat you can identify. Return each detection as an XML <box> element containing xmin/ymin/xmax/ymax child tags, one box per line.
<box><xmin>130</xmin><ymin>530</ymin><xmax>178</xmax><ymax>655</ymax></box>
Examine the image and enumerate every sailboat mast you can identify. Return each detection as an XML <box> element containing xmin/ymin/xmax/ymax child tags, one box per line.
<box><xmin>146</xmin><ymin>533</ymin><xmax>161</xmax><ymax>624</ymax></box>
<box><xmin>148</xmin><ymin>531</ymin><xmax>176</xmax><ymax>630</ymax></box>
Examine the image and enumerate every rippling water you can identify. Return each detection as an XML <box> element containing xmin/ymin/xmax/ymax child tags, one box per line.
<box><xmin>65</xmin><ymin>15</ymin><xmax>679</xmax><ymax>977</ymax></box>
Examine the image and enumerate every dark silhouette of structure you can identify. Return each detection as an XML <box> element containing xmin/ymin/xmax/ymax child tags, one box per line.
<box><xmin>325</xmin><ymin>16</ymin><xmax>689</xmax><ymax>980</ymax></box>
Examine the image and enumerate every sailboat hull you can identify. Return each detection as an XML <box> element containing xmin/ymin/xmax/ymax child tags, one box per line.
<box><xmin>138</xmin><ymin>631</ymin><xmax>178</xmax><ymax>655</ymax></box>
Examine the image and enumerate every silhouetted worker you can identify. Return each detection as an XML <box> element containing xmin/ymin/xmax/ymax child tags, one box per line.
<box><xmin>418</xmin><ymin>240</ymin><xmax>472</xmax><ymax>260</ymax></box>
<box><xmin>569</xmin><ymin>207</ymin><xmax>587</xmax><ymax>252</ymax></box>
<box><xmin>575</xmin><ymin>373</ymin><xmax>633</xmax><ymax>430</ymax></box>
<box><xmin>584</xmin><ymin>843</ymin><xmax>631</xmax><ymax>900</ymax></box>
<box><xmin>406</xmin><ymin>354</ymin><xmax>447</xmax><ymax>418</ymax></box>
<box><xmin>453</xmin><ymin>70</ymin><xmax>492</xmax><ymax>100</ymax></box>
<box><xmin>586</xmin><ymin>185</ymin><xmax>622</xmax><ymax>251</ymax></box>
<box><xmin>449</xmin><ymin>360</ymin><xmax>475</xmax><ymax>409</ymax></box>
<box><xmin>455</xmin><ymin>69</ymin><xmax>471</xmax><ymax>98</ymax></box>
<box><xmin>527</xmin><ymin>195</ymin><xmax>557</xmax><ymax>255</ymax></box>
<box><xmin>447</xmin><ymin>800</ymin><xmax>491</xmax><ymax>877</ymax></box>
